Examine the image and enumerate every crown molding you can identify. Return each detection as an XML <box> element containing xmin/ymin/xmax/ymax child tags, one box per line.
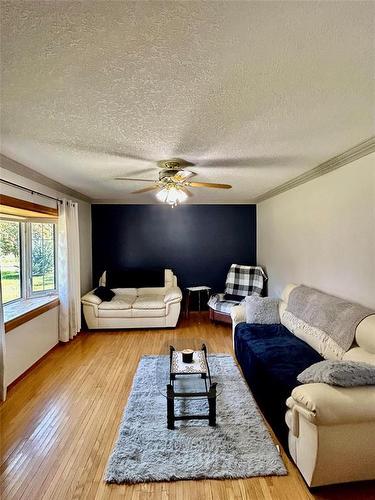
<box><xmin>0</xmin><ymin>154</ymin><xmax>91</xmax><ymax>203</ymax></box>
<box><xmin>253</xmin><ymin>136</ymin><xmax>375</xmax><ymax>203</ymax></box>
<box><xmin>2</xmin><ymin>136</ymin><xmax>373</xmax><ymax>206</ymax></box>
<box><xmin>91</xmin><ymin>200</ymin><xmax>256</xmax><ymax>205</ymax></box>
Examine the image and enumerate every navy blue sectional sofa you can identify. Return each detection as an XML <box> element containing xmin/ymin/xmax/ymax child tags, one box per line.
<box><xmin>234</xmin><ymin>322</ymin><xmax>323</xmax><ymax>447</ymax></box>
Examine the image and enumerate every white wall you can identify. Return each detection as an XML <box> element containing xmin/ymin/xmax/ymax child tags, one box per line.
<box><xmin>1</xmin><ymin>165</ymin><xmax>92</xmax><ymax>385</ymax></box>
<box><xmin>5</xmin><ymin>308</ymin><xmax>58</xmax><ymax>385</ymax></box>
<box><xmin>257</xmin><ymin>154</ymin><xmax>375</xmax><ymax>309</ymax></box>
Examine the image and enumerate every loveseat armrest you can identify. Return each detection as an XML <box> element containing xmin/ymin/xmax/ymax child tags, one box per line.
<box><xmin>289</xmin><ymin>383</ymin><xmax>375</xmax><ymax>426</ymax></box>
<box><xmin>164</xmin><ymin>286</ymin><xmax>182</xmax><ymax>304</ymax></box>
<box><xmin>81</xmin><ymin>290</ymin><xmax>102</xmax><ymax>306</ymax></box>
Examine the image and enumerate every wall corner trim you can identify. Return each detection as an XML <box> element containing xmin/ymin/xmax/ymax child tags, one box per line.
<box><xmin>253</xmin><ymin>136</ymin><xmax>375</xmax><ymax>203</ymax></box>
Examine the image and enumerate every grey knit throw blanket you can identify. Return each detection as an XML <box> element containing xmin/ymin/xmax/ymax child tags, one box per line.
<box><xmin>286</xmin><ymin>285</ymin><xmax>374</xmax><ymax>353</ymax></box>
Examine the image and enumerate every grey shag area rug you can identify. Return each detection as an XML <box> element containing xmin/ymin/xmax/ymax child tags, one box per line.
<box><xmin>105</xmin><ymin>355</ymin><xmax>287</xmax><ymax>484</ymax></box>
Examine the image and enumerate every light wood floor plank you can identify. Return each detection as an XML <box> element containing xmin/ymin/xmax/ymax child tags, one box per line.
<box><xmin>1</xmin><ymin>313</ymin><xmax>374</xmax><ymax>500</ymax></box>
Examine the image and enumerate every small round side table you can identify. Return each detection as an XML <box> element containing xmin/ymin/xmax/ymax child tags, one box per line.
<box><xmin>185</xmin><ymin>286</ymin><xmax>211</xmax><ymax>318</ymax></box>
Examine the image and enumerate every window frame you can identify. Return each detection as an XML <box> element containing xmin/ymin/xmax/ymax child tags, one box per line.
<box><xmin>27</xmin><ymin>220</ymin><xmax>58</xmax><ymax>298</ymax></box>
<box><xmin>0</xmin><ymin>217</ymin><xmax>58</xmax><ymax>307</ymax></box>
<box><xmin>0</xmin><ymin>219</ymin><xmax>23</xmax><ymax>306</ymax></box>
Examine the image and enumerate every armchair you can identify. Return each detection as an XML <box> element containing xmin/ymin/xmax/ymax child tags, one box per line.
<box><xmin>208</xmin><ymin>264</ymin><xmax>266</xmax><ymax>323</ymax></box>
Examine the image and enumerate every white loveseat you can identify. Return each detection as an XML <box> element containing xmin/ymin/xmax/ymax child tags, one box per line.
<box><xmin>81</xmin><ymin>269</ymin><xmax>182</xmax><ymax>329</ymax></box>
<box><xmin>231</xmin><ymin>284</ymin><xmax>375</xmax><ymax>487</ymax></box>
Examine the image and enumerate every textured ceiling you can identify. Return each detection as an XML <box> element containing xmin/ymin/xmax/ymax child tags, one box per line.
<box><xmin>1</xmin><ymin>1</ymin><xmax>374</xmax><ymax>203</ymax></box>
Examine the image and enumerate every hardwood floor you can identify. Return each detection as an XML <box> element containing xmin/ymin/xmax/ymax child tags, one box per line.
<box><xmin>1</xmin><ymin>312</ymin><xmax>374</xmax><ymax>500</ymax></box>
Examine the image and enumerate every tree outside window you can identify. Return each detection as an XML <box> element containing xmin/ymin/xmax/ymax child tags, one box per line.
<box><xmin>0</xmin><ymin>219</ymin><xmax>57</xmax><ymax>304</ymax></box>
<box><xmin>0</xmin><ymin>220</ymin><xmax>21</xmax><ymax>303</ymax></box>
<box><xmin>31</xmin><ymin>223</ymin><xmax>56</xmax><ymax>292</ymax></box>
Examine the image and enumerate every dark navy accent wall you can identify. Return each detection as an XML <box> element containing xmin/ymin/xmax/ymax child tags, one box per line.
<box><xmin>91</xmin><ymin>204</ymin><xmax>256</xmax><ymax>292</ymax></box>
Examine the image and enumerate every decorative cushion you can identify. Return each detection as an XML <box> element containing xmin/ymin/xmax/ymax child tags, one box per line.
<box><xmin>297</xmin><ymin>360</ymin><xmax>375</xmax><ymax>387</ymax></box>
<box><xmin>245</xmin><ymin>296</ymin><xmax>280</xmax><ymax>324</ymax></box>
<box><xmin>98</xmin><ymin>294</ymin><xmax>136</xmax><ymax>310</ymax></box>
<box><xmin>94</xmin><ymin>286</ymin><xmax>115</xmax><ymax>302</ymax></box>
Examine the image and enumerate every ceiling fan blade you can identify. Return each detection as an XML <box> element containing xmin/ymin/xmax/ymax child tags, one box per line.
<box><xmin>131</xmin><ymin>185</ymin><xmax>158</xmax><ymax>194</ymax></box>
<box><xmin>172</xmin><ymin>170</ymin><xmax>196</xmax><ymax>182</ymax></box>
<box><xmin>181</xmin><ymin>186</ymin><xmax>194</xmax><ymax>197</ymax></box>
<box><xmin>187</xmin><ymin>181</ymin><xmax>232</xmax><ymax>189</ymax></box>
<box><xmin>115</xmin><ymin>177</ymin><xmax>156</xmax><ymax>182</ymax></box>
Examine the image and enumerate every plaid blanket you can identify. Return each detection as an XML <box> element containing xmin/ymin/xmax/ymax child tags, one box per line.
<box><xmin>225</xmin><ymin>264</ymin><xmax>266</xmax><ymax>297</ymax></box>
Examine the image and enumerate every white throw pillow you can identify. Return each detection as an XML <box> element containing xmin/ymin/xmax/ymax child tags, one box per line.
<box><xmin>245</xmin><ymin>296</ymin><xmax>280</xmax><ymax>325</ymax></box>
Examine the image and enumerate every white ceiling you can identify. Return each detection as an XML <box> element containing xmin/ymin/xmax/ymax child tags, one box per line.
<box><xmin>1</xmin><ymin>1</ymin><xmax>374</xmax><ymax>203</ymax></box>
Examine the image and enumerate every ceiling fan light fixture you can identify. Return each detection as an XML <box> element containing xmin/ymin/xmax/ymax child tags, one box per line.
<box><xmin>156</xmin><ymin>185</ymin><xmax>188</xmax><ymax>206</ymax></box>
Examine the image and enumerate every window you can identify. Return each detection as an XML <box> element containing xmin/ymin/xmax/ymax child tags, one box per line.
<box><xmin>0</xmin><ymin>220</ymin><xmax>22</xmax><ymax>304</ymax></box>
<box><xmin>31</xmin><ymin>222</ymin><xmax>56</xmax><ymax>293</ymax></box>
<box><xmin>0</xmin><ymin>219</ymin><xmax>57</xmax><ymax>305</ymax></box>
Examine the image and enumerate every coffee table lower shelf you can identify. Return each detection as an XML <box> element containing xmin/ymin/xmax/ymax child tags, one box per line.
<box><xmin>166</xmin><ymin>383</ymin><xmax>218</xmax><ymax>430</ymax></box>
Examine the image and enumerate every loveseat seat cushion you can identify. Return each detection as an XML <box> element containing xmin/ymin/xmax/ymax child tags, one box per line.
<box><xmin>132</xmin><ymin>295</ymin><xmax>166</xmax><ymax>310</ymax></box>
<box><xmin>234</xmin><ymin>322</ymin><xmax>323</xmax><ymax>446</ymax></box>
<box><xmin>98</xmin><ymin>308</ymin><xmax>133</xmax><ymax>318</ymax></box>
<box><xmin>132</xmin><ymin>307</ymin><xmax>166</xmax><ymax>318</ymax></box>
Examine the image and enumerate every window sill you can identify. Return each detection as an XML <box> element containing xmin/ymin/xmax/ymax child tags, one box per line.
<box><xmin>4</xmin><ymin>296</ymin><xmax>59</xmax><ymax>333</ymax></box>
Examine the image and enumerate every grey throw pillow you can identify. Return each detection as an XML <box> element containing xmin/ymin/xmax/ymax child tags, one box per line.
<box><xmin>297</xmin><ymin>360</ymin><xmax>375</xmax><ymax>387</ymax></box>
<box><xmin>245</xmin><ymin>296</ymin><xmax>280</xmax><ymax>325</ymax></box>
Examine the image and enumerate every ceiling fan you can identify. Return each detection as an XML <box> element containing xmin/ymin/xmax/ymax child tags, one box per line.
<box><xmin>115</xmin><ymin>158</ymin><xmax>232</xmax><ymax>206</ymax></box>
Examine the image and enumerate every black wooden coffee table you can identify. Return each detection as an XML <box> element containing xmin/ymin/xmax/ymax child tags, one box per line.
<box><xmin>156</xmin><ymin>339</ymin><xmax>221</xmax><ymax>430</ymax></box>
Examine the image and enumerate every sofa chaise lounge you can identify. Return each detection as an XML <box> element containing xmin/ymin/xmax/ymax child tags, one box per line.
<box><xmin>232</xmin><ymin>284</ymin><xmax>375</xmax><ymax>487</ymax></box>
<box><xmin>81</xmin><ymin>269</ymin><xmax>182</xmax><ymax>329</ymax></box>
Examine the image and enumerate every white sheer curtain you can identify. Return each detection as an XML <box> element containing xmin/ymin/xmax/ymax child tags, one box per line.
<box><xmin>58</xmin><ymin>200</ymin><xmax>81</xmax><ymax>342</ymax></box>
<box><xmin>0</xmin><ymin>285</ymin><xmax>6</xmax><ymax>401</ymax></box>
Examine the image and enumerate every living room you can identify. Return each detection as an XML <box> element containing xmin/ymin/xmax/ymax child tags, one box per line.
<box><xmin>0</xmin><ymin>2</ymin><xmax>374</xmax><ymax>499</ymax></box>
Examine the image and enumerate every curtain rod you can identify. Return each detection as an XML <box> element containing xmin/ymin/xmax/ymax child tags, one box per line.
<box><xmin>0</xmin><ymin>178</ymin><xmax>63</xmax><ymax>203</ymax></box>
